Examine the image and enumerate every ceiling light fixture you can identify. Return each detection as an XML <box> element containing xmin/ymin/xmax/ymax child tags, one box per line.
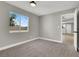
<box><xmin>30</xmin><ymin>1</ymin><xmax>36</xmax><ymax>7</ymax></box>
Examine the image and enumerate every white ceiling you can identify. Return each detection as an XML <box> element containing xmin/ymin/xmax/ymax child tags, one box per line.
<box><xmin>5</xmin><ymin>1</ymin><xmax>79</xmax><ymax>16</ymax></box>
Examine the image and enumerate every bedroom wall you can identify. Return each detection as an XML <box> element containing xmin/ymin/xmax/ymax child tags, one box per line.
<box><xmin>39</xmin><ymin>8</ymin><xmax>75</xmax><ymax>41</ymax></box>
<box><xmin>0</xmin><ymin>2</ymin><xmax>39</xmax><ymax>48</ymax></box>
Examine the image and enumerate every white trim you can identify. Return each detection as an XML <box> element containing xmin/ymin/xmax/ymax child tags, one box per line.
<box><xmin>0</xmin><ymin>37</ymin><xmax>63</xmax><ymax>51</ymax></box>
<box><xmin>0</xmin><ymin>37</ymin><xmax>39</xmax><ymax>51</ymax></box>
<box><xmin>61</xmin><ymin>15</ymin><xmax>63</xmax><ymax>42</ymax></box>
<box><xmin>74</xmin><ymin>8</ymin><xmax>78</xmax><ymax>51</ymax></box>
<box><xmin>39</xmin><ymin>37</ymin><xmax>62</xmax><ymax>43</ymax></box>
<box><xmin>9</xmin><ymin>30</ymin><xmax>29</xmax><ymax>33</ymax></box>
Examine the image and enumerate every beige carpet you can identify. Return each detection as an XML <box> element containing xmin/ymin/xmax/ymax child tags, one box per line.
<box><xmin>0</xmin><ymin>39</ymin><xmax>79</xmax><ymax>57</ymax></box>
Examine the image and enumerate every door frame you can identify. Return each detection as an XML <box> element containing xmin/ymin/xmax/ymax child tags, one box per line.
<box><xmin>74</xmin><ymin>8</ymin><xmax>78</xmax><ymax>51</ymax></box>
<box><xmin>61</xmin><ymin>10</ymin><xmax>77</xmax><ymax>51</ymax></box>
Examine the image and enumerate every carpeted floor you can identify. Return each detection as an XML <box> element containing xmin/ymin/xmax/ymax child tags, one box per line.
<box><xmin>0</xmin><ymin>39</ymin><xmax>79</xmax><ymax>57</ymax></box>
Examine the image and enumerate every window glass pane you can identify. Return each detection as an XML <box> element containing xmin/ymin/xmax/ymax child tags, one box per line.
<box><xmin>10</xmin><ymin>12</ymin><xmax>20</xmax><ymax>31</ymax></box>
<box><xmin>20</xmin><ymin>16</ymin><xmax>29</xmax><ymax>30</ymax></box>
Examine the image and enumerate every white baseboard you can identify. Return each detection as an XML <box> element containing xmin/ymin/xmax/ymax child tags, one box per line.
<box><xmin>0</xmin><ymin>37</ymin><xmax>39</xmax><ymax>51</ymax></box>
<box><xmin>0</xmin><ymin>37</ymin><xmax>62</xmax><ymax>51</ymax></box>
<box><xmin>39</xmin><ymin>37</ymin><xmax>62</xmax><ymax>43</ymax></box>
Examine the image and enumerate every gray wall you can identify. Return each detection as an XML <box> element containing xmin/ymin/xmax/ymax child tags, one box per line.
<box><xmin>39</xmin><ymin>8</ymin><xmax>75</xmax><ymax>41</ymax></box>
<box><xmin>0</xmin><ymin>2</ymin><xmax>39</xmax><ymax>47</ymax></box>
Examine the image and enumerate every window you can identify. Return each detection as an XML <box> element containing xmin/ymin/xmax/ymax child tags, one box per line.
<box><xmin>9</xmin><ymin>12</ymin><xmax>29</xmax><ymax>33</ymax></box>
